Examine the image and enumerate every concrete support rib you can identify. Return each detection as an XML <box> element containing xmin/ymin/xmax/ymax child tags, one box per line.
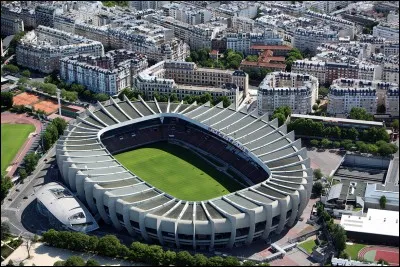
<box><xmin>238</xmin><ymin>192</ymin><xmax>274</xmax><ymax>241</ymax></box>
<box><xmin>97</xmin><ymin>101</ymin><xmax>120</xmax><ymax>123</ymax></box>
<box><xmin>209</xmin><ymin>201</ymin><xmax>238</xmax><ymax>249</ymax></box>
<box><xmin>94</xmin><ymin>185</ymin><xmax>111</xmax><ymax>224</ymax></box>
<box><xmin>87</xmin><ymin>109</ymin><xmax>109</xmax><ymax>127</ymax></box>
<box><xmin>172</xmin><ymin>100</ymin><xmax>184</xmax><ymax>113</ymax></box>
<box><xmin>223</xmin><ymin>196</ymin><xmax>256</xmax><ymax>245</ymax></box>
<box><xmin>219</xmin><ymin>108</ymin><xmax>258</xmax><ymax>132</ymax></box>
<box><xmin>192</xmin><ymin>204</ymin><xmax>197</xmax><ymax>250</ymax></box>
<box><xmin>178</xmin><ymin>101</ymin><xmax>198</xmax><ymax>114</ymax></box>
<box><xmin>138</xmin><ymin>95</ymin><xmax>156</xmax><ymax>114</ymax></box>
<box><xmin>241</xmin><ymin>121</ymin><xmax>284</xmax><ymax>146</ymax></box>
<box><xmin>111</xmin><ymin>97</ymin><xmax>132</xmax><ymax>120</ymax></box>
<box><xmin>108</xmin><ymin>195</ymin><xmax>123</xmax><ymax>231</ymax></box>
<box><xmin>199</xmin><ymin>103</ymin><xmax>229</xmax><ymax>124</ymax></box>
<box><xmin>174</xmin><ymin>202</ymin><xmax>189</xmax><ymax>249</ymax></box>
<box><xmin>191</xmin><ymin>101</ymin><xmax>222</xmax><ymax>120</ymax></box>
<box><xmin>201</xmin><ymin>201</ymin><xmax>216</xmax><ymax>251</ymax></box>
<box><xmin>154</xmin><ymin>97</ymin><xmax>162</xmax><ymax>113</ymax></box>
<box><xmin>125</xmin><ymin>95</ymin><xmax>144</xmax><ymax>117</ymax></box>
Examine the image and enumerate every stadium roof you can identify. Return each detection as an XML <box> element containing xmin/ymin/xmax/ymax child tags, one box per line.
<box><xmin>57</xmin><ymin>95</ymin><xmax>312</xmax><ymax>219</ymax></box>
<box><xmin>290</xmin><ymin>114</ymin><xmax>384</xmax><ymax>127</ymax></box>
<box><xmin>340</xmin><ymin>209</ymin><xmax>399</xmax><ymax>237</ymax></box>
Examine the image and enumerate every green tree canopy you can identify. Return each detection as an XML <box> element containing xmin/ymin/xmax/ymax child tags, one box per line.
<box><xmin>23</xmin><ymin>152</ymin><xmax>39</xmax><ymax>174</ymax></box>
<box><xmin>349</xmin><ymin>107</ymin><xmax>373</xmax><ymax>121</ymax></box>
<box><xmin>176</xmin><ymin>251</ymin><xmax>195</xmax><ymax>266</ymax></box>
<box><xmin>1</xmin><ymin>92</ymin><xmax>14</xmax><ymax>108</ymax></box>
<box><xmin>379</xmin><ymin>195</ymin><xmax>386</xmax><ymax>209</ymax></box>
<box><xmin>21</xmin><ymin>70</ymin><xmax>31</xmax><ymax>77</ymax></box>
<box><xmin>312</xmin><ymin>182</ymin><xmax>323</xmax><ymax>196</ymax></box>
<box><xmin>313</xmin><ymin>169</ymin><xmax>323</xmax><ymax>180</ymax></box>
<box><xmin>64</xmin><ymin>256</ymin><xmax>85</xmax><ymax>266</ymax></box>
<box><xmin>96</xmin><ymin>235</ymin><xmax>122</xmax><ymax>257</ymax></box>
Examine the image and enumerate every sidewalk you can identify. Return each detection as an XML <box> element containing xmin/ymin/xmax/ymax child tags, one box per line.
<box><xmin>2</xmin><ymin>241</ymin><xmax>148</xmax><ymax>266</ymax></box>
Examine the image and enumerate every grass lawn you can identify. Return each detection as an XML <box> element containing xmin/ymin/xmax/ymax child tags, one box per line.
<box><xmin>114</xmin><ymin>142</ymin><xmax>244</xmax><ymax>201</ymax></box>
<box><xmin>298</xmin><ymin>239</ymin><xmax>317</xmax><ymax>254</ymax></box>
<box><xmin>345</xmin><ymin>243</ymin><xmax>367</xmax><ymax>260</ymax></box>
<box><xmin>1</xmin><ymin>123</ymin><xmax>35</xmax><ymax>175</ymax></box>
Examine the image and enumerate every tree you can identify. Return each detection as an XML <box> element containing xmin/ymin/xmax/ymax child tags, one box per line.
<box><xmin>377</xmin><ymin>142</ymin><xmax>395</xmax><ymax>157</ymax></box>
<box><xmin>320</xmin><ymin>138</ymin><xmax>331</xmax><ymax>148</ymax></box>
<box><xmin>310</xmin><ymin>139</ymin><xmax>320</xmax><ymax>147</ymax></box>
<box><xmin>53</xmin><ymin>261</ymin><xmax>64</xmax><ymax>266</ymax></box>
<box><xmin>366</xmin><ymin>144</ymin><xmax>378</xmax><ymax>155</ymax></box>
<box><xmin>332</xmin><ymin>141</ymin><xmax>341</xmax><ymax>148</ymax></box>
<box><xmin>94</xmin><ymin>93</ymin><xmax>109</xmax><ymax>102</ymax></box>
<box><xmin>96</xmin><ymin>235</ymin><xmax>122</xmax><ymax>257</ymax></box>
<box><xmin>377</xmin><ymin>104</ymin><xmax>386</xmax><ymax>114</ymax></box>
<box><xmin>207</xmin><ymin>256</ymin><xmax>224</xmax><ymax>266</ymax></box>
<box><xmin>313</xmin><ymin>169</ymin><xmax>323</xmax><ymax>180</ymax></box>
<box><xmin>391</xmin><ymin>119</ymin><xmax>399</xmax><ymax>132</ymax></box>
<box><xmin>176</xmin><ymin>251</ymin><xmax>195</xmax><ymax>266</ymax></box>
<box><xmin>64</xmin><ymin>256</ymin><xmax>85</xmax><ymax>266</ymax></box>
<box><xmin>3</xmin><ymin>64</ymin><xmax>19</xmax><ymax>73</ymax></box>
<box><xmin>6</xmin><ymin>260</ymin><xmax>15</xmax><ymax>266</ymax></box>
<box><xmin>162</xmin><ymin>250</ymin><xmax>176</xmax><ymax>266</ymax></box>
<box><xmin>130</xmin><ymin>242</ymin><xmax>150</xmax><ymax>262</ymax></box>
<box><xmin>145</xmin><ymin>245</ymin><xmax>165</xmax><ymax>265</ymax></box>
<box><xmin>1</xmin><ymin>222</ymin><xmax>10</xmax><ymax>240</ymax></box>
<box><xmin>312</xmin><ymin>104</ymin><xmax>319</xmax><ymax>111</ymax></box>
<box><xmin>19</xmin><ymin>168</ymin><xmax>27</xmax><ymax>182</ymax></box>
<box><xmin>341</xmin><ymin>139</ymin><xmax>354</xmax><ymax>151</ymax></box>
<box><xmin>52</xmin><ymin>117</ymin><xmax>68</xmax><ymax>137</ymax></box>
<box><xmin>331</xmin><ymin>224</ymin><xmax>347</xmax><ymax>252</ymax></box>
<box><xmin>42</xmin><ymin>131</ymin><xmax>54</xmax><ymax>151</ymax></box>
<box><xmin>349</xmin><ymin>107</ymin><xmax>373</xmax><ymax>121</ymax></box>
<box><xmin>25</xmin><ymin>239</ymin><xmax>34</xmax><ymax>259</ymax></box>
<box><xmin>312</xmin><ymin>182</ymin><xmax>323</xmax><ymax>196</ymax></box>
<box><xmin>316</xmin><ymin>99</ymin><xmax>321</xmax><ymax>105</ymax></box>
<box><xmin>379</xmin><ymin>195</ymin><xmax>386</xmax><ymax>209</ymax></box>
<box><xmin>319</xmin><ymin>86</ymin><xmax>329</xmax><ymax>98</ymax></box>
<box><xmin>272</xmin><ymin>112</ymin><xmax>286</xmax><ymax>127</ymax></box>
<box><xmin>194</xmin><ymin>253</ymin><xmax>208</xmax><ymax>266</ymax></box>
<box><xmin>21</xmin><ymin>70</ymin><xmax>31</xmax><ymax>78</ymax></box>
<box><xmin>23</xmin><ymin>152</ymin><xmax>39</xmax><ymax>174</ymax></box>
<box><xmin>85</xmin><ymin>259</ymin><xmax>99</xmax><ymax>266</ymax></box>
<box><xmin>1</xmin><ymin>175</ymin><xmax>13</xmax><ymax>201</ymax></box>
<box><xmin>47</xmin><ymin>124</ymin><xmax>59</xmax><ymax>144</ymax></box>
<box><xmin>1</xmin><ymin>92</ymin><xmax>14</xmax><ymax>108</ymax></box>
<box><xmin>242</xmin><ymin>260</ymin><xmax>256</xmax><ymax>266</ymax></box>
<box><xmin>346</xmin><ymin>127</ymin><xmax>359</xmax><ymax>140</ymax></box>
<box><xmin>245</xmin><ymin>55</ymin><xmax>258</xmax><ymax>62</ymax></box>
<box><xmin>222</xmin><ymin>256</ymin><xmax>239</xmax><ymax>266</ymax></box>
<box><xmin>40</xmin><ymin>83</ymin><xmax>57</xmax><ymax>95</ymax></box>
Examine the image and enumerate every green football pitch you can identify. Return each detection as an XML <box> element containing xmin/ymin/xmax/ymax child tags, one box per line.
<box><xmin>1</xmin><ymin>123</ymin><xmax>35</xmax><ymax>175</ymax></box>
<box><xmin>114</xmin><ymin>142</ymin><xmax>244</xmax><ymax>201</ymax></box>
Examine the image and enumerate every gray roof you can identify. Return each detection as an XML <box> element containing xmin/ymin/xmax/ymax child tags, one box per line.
<box><xmin>327</xmin><ymin>183</ymin><xmax>343</xmax><ymax>201</ymax></box>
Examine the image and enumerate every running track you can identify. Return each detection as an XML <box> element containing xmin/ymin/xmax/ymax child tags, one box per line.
<box><xmin>1</xmin><ymin>113</ymin><xmax>42</xmax><ymax>177</ymax></box>
<box><xmin>358</xmin><ymin>246</ymin><xmax>399</xmax><ymax>265</ymax></box>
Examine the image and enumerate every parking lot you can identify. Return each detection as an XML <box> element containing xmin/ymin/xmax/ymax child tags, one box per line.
<box><xmin>307</xmin><ymin>147</ymin><xmax>345</xmax><ymax>177</ymax></box>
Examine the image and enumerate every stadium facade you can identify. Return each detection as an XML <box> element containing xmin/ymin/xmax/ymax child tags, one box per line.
<box><xmin>56</xmin><ymin>96</ymin><xmax>312</xmax><ymax>249</ymax></box>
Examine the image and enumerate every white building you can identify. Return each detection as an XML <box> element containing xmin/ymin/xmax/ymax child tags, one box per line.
<box><xmin>373</xmin><ymin>24</ymin><xmax>399</xmax><ymax>41</ymax></box>
<box><xmin>134</xmin><ymin>61</ymin><xmax>249</xmax><ymax>108</ymax></box>
<box><xmin>292</xmin><ymin>28</ymin><xmax>338</xmax><ymax>54</ymax></box>
<box><xmin>60</xmin><ymin>50</ymin><xmax>148</xmax><ymax>96</ymax></box>
<box><xmin>291</xmin><ymin>60</ymin><xmax>326</xmax><ymax>84</ymax></box>
<box><xmin>16</xmin><ymin>26</ymin><xmax>104</xmax><ymax>74</ymax></box>
<box><xmin>36</xmin><ymin>182</ymin><xmax>99</xmax><ymax>233</ymax></box>
<box><xmin>327</xmin><ymin>79</ymin><xmax>399</xmax><ymax>116</ymax></box>
<box><xmin>257</xmin><ymin>72</ymin><xmax>319</xmax><ymax>115</ymax></box>
<box><xmin>382</xmin><ymin>63</ymin><xmax>399</xmax><ymax>84</ymax></box>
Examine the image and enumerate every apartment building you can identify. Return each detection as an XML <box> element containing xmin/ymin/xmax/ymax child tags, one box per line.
<box><xmin>35</xmin><ymin>5</ymin><xmax>63</xmax><ymax>28</ymax></box>
<box><xmin>382</xmin><ymin>63</ymin><xmax>399</xmax><ymax>84</ymax></box>
<box><xmin>1</xmin><ymin>5</ymin><xmax>36</xmax><ymax>30</ymax></box>
<box><xmin>373</xmin><ymin>24</ymin><xmax>399</xmax><ymax>41</ymax></box>
<box><xmin>130</xmin><ymin>1</ymin><xmax>166</xmax><ymax>10</ymax></box>
<box><xmin>327</xmin><ymin>79</ymin><xmax>380</xmax><ymax>116</ymax></box>
<box><xmin>162</xmin><ymin>3</ymin><xmax>212</xmax><ymax>25</ymax></box>
<box><xmin>257</xmin><ymin>72</ymin><xmax>319</xmax><ymax>115</ymax></box>
<box><xmin>291</xmin><ymin>60</ymin><xmax>326</xmax><ymax>84</ymax></box>
<box><xmin>1</xmin><ymin>16</ymin><xmax>24</xmax><ymax>36</ymax></box>
<box><xmin>385</xmin><ymin>87</ymin><xmax>399</xmax><ymax>117</ymax></box>
<box><xmin>60</xmin><ymin>50</ymin><xmax>148</xmax><ymax>96</ymax></box>
<box><xmin>149</xmin><ymin>15</ymin><xmax>222</xmax><ymax>50</ymax></box>
<box><xmin>55</xmin><ymin>18</ymin><xmax>189</xmax><ymax>62</ymax></box>
<box><xmin>226</xmin><ymin>29</ymin><xmax>283</xmax><ymax>55</ymax></box>
<box><xmin>307</xmin><ymin>1</ymin><xmax>349</xmax><ymax>14</ymax></box>
<box><xmin>292</xmin><ymin>28</ymin><xmax>338</xmax><ymax>54</ymax></box>
<box><xmin>218</xmin><ymin>2</ymin><xmax>259</xmax><ymax>18</ymax></box>
<box><xmin>16</xmin><ymin>26</ymin><xmax>104</xmax><ymax>74</ymax></box>
<box><xmin>383</xmin><ymin>42</ymin><xmax>399</xmax><ymax>56</ymax></box>
<box><xmin>228</xmin><ymin>16</ymin><xmax>255</xmax><ymax>33</ymax></box>
<box><xmin>134</xmin><ymin>61</ymin><xmax>249</xmax><ymax>108</ymax></box>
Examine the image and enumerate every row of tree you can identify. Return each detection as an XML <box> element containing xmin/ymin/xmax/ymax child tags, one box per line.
<box><xmin>41</xmin><ymin>118</ymin><xmax>68</xmax><ymax>152</ymax></box>
<box><xmin>54</xmin><ymin>256</ymin><xmax>99</xmax><ymax>266</ymax></box>
<box><xmin>186</xmin><ymin>49</ymin><xmax>244</xmax><ymax>70</ymax></box>
<box><xmin>309</xmin><ymin>139</ymin><xmax>398</xmax><ymax>156</ymax></box>
<box><xmin>42</xmin><ymin>229</ymin><xmax>269</xmax><ymax>266</ymax></box>
<box><xmin>288</xmin><ymin>118</ymin><xmax>391</xmax><ymax>144</ymax></box>
<box><xmin>316</xmin><ymin>203</ymin><xmax>347</xmax><ymax>253</ymax></box>
<box><xmin>348</xmin><ymin>107</ymin><xmax>374</xmax><ymax>121</ymax></box>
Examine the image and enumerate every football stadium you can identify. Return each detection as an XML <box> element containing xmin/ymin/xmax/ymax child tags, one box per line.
<box><xmin>56</xmin><ymin>95</ymin><xmax>312</xmax><ymax>250</ymax></box>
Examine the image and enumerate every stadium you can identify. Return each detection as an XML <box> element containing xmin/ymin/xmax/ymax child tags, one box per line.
<box><xmin>56</xmin><ymin>95</ymin><xmax>312</xmax><ymax>250</ymax></box>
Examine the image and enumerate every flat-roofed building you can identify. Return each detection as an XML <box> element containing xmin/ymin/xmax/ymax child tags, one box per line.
<box><xmin>36</xmin><ymin>182</ymin><xmax>99</xmax><ymax>233</ymax></box>
<box><xmin>340</xmin><ymin>209</ymin><xmax>399</xmax><ymax>246</ymax></box>
<box><xmin>373</xmin><ymin>24</ymin><xmax>399</xmax><ymax>41</ymax></box>
<box><xmin>292</xmin><ymin>28</ymin><xmax>338</xmax><ymax>54</ymax></box>
<box><xmin>257</xmin><ymin>71</ymin><xmax>319</xmax><ymax>115</ymax></box>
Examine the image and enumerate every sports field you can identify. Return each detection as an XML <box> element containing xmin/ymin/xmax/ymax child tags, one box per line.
<box><xmin>1</xmin><ymin>123</ymin><xmax>35</xmax><ymax>174</ymax></box>
<box><xmin>114</xmin><ymin>142</ymin><xmax>244</xmax><ymax>201</ymax></box>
